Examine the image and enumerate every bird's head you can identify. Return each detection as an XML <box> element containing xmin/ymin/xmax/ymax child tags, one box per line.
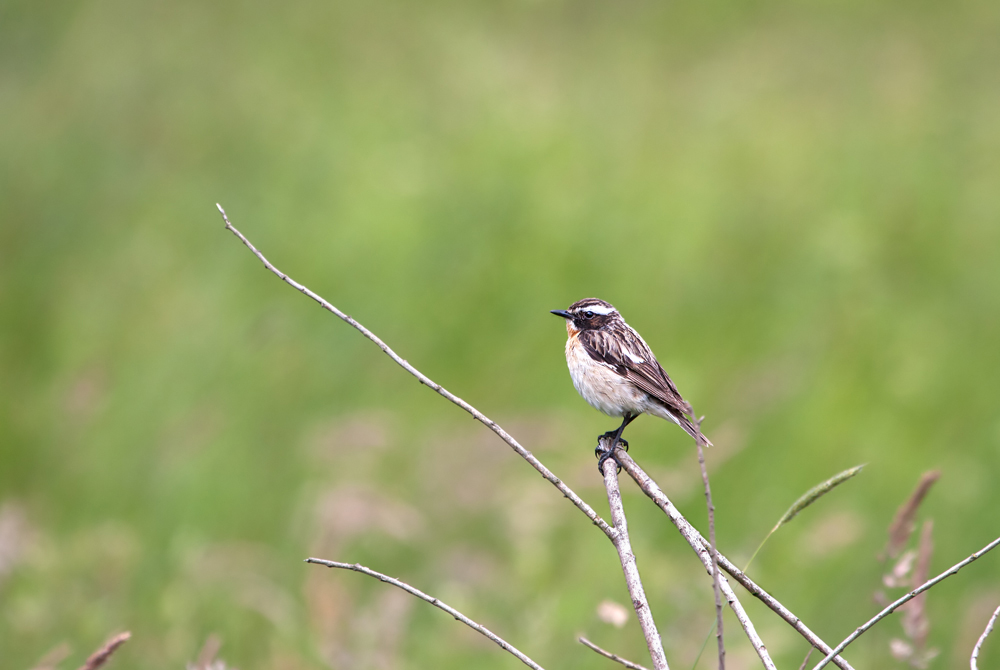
<box><xmin>551</xmin><ymin>298</ymin><xmax>620</xmax><ymax>334</ymax></box>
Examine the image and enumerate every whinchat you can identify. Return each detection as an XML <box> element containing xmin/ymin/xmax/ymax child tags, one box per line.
<box><xmin>552</xmin><ymin>298</ymin><xmax>710</xmax><ymax>470</ymax></box>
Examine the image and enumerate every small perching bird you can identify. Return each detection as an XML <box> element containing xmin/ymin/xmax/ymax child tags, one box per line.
<box><xmin>552</xmin><ymin>298</ymin><xmax>710</xmax><ymax>471</ymax></box>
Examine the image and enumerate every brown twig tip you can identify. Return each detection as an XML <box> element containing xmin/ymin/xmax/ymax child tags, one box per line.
<box><xmin>885</xmin><ymin>471</ymin><xmax>940</xmax><ymax>560</ymax></box>
<box><xmin>77</xmin><ymin>632</ymin><xmax>131</xmax><ymax>670</ymax></box>
<box><xmin>579</xmin><ymin>636</ymin><xmax>650</xmax><ymax>670</ymax></box>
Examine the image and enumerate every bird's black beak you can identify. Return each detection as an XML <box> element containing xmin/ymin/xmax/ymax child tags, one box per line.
<box><xmin>550</xmin><ymin>310</ymin><xmax>572</xmax><ymax>319</ymax></box>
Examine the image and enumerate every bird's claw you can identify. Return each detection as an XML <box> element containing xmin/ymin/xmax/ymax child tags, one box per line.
<box><xmin>595</xmin><ymin>437</ymin><xmax>628</xmax><ymax>474</ymax></box>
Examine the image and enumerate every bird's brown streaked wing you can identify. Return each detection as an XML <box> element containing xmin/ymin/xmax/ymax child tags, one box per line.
<box><xmin>579</xmin><ymin>328</ymin><xmax>694</xmax><ymax>417</ymax></box>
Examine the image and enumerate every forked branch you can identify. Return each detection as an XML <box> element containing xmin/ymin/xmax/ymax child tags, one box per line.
<box><xmin>614</xmin><ymin>448</ymin><xmax>776</xmax><ymax>670</ymax></box>
<box><xmin>306</xmin><ymin>558</ymin><xmax>544</xmax><ymax>670</ymax></box>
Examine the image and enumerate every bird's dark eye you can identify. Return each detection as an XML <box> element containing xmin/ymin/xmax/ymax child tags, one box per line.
<box><xmin>584</xmin><ymin>311</ymin><xmax>595</xmax><ymax>319</ymax></box>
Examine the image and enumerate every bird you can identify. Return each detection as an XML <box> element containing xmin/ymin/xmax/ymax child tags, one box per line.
<box><xmin>551</xmin><ymin>298</ymin><xmax>710</xmax><ymax>472</ymax></box>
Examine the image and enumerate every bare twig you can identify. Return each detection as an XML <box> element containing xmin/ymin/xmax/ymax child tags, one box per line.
<box><xmin>579</xmin><ymin>636</ymin><xmax>651</xmax><ymax>670</ymax></box>
<box><xmin>600</xmin><ymin>436</ymin><xmax>669</xmax><ymax>670</ymax></box>
<box><xmin>695</xmin><ymin>422</ymin><xmax>725</xmax><ymax>670</ymax></box>
<box><xmin>306</xmin><ymin>558</ymin><xmax>544</xmax><ymax>670</ymax></box>
<box><xmin>971</xmin><ymin>605</ymin><xmax>1000</xmax><ymax>670</ymax></box>
<box><xmin>812</xmin><ymin>534</ymin><xmax>1000</xmax><ymax>670</ymax></box>
<box><xmin>77</xmin><ymin>632</ymin><xmax>130</xmax><ymax>670</ymax></box>
<box><xmin>884</xmin><ymin>471</ymin><xmax>940</xmax><ymax>560</ymax></box>
<box><xmin>614</xmin><ymin>449</ymin><xmax>776</xmax><ymax>670</ymax></box>
<box><xmin>217</xmin><ymin>204</ymin><xmax>614</xmax><ymax>540</ymax></box>
<box><xmin>798</xmin><ymin>647</ymin><xmax>814</xmax><ymax>670</ymax></box>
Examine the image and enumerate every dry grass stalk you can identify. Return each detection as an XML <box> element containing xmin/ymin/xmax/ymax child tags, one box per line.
<box><xmin>76</xmin><ymin>632</ymin><xmax>130</xmax><ymax>670</ymax></box>
<box><xmin>798</xmin><ymin>647</ymin><xmax>814</xmax><ymax>670</ymax></box>
<box><xmin>579</xmin><ymin>636</ymin><xmax>650</xmax><ymax>670</ymax></box>
<box><xmin>774</xmin><ymin>465</ymin><xmax>865</xmax><ymax>533</ymax></box>
<box><xmin>884</xmin><ymin>471</ymin><xmax>940</xmax><ymax>560</ymax></box>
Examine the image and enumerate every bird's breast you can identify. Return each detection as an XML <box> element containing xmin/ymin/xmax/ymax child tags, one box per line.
<box><xmin>564</xmin><ymin>334</ymin><xmax>644</xmax><ymax>417</ymax></box>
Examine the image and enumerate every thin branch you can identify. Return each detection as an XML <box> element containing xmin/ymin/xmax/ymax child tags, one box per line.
<box><xmin>216</xmin><ymin>204</ymin><xmax>614</xmax><ymax>540</ymax></box>
<box><xmin>600</xmin><ymin>436</ymin><xmax>669</xmax><ymax>670</ymax></box>
<box><xmin>306</xmin><ymin>558</ymin><xmax>544</xmax><ymax>670</ymax></box>
<box><xmin>812</xmin><ymin>534</ymin><xmax>1000</xmax><ymax>670</ymax></box>
<box><xmin>77</xmin><ymin>632</ymin><xmax>131</xmax><ymax>670</ymax></box>
<box><xmin>695</xmin><ymin>424</ymin><xmax>725</xmax><ymax>670</ymax></box>
<box><xmin>579</xmin><ymin>636</ymin><xmax>650</xmax><ymax>670</ymax></box>
<box><xmin>971</xmin><ymin>605</ymin><xmax>1000</xmax><ymax>670</ymax></box>
<box><xmin>614</xmin><ymin>449</ymin><xmax>775</xmax><ymax>670</ymax></box>
<box><xmin>797</xmin><ymin>647</ymin><xmax>814</xmax><ymax>670</ymax></box>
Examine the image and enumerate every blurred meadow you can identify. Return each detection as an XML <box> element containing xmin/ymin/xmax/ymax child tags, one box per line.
<box><xmin>2</xmin><ymin>0</ymin><xmax>1000</xmax><ymax>668</ymax></box>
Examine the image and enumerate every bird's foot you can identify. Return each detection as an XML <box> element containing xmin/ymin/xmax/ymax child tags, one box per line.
<box><xmin>595</xmin><ymin>437</ymin><xmax>628</xmax><ymax>474</ymax></box>
<box><xmin>596</xmin><ymin>431</ymin><xmax>629</xmax><ymax>451</ymax></box>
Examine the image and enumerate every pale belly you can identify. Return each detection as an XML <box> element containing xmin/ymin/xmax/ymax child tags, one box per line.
<box><xmin>565</xmin><ymin>335</ymin><xmax>647</xmax><ymax>417</ymax></box>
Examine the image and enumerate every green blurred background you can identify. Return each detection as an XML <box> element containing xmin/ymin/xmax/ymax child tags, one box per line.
<box><xmin>2</xmin><ymin>0</ymin><xmax>999</xmax><ymax>668</ymax></box>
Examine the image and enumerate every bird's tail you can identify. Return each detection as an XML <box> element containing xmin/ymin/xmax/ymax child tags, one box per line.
<box><xmin>678</xmin><ymin>413</ymin><xmax>713</xmax><ymax>448</ymax></box>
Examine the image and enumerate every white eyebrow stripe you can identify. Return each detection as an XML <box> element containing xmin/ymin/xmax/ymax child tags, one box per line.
<box><xmin>625</xmin><ymin>351</ymin><xmax>645</xmax><ymax>364</ymax></box>
<box><xmin>575</xmin><ymin>304</ymin><xmax>614</xmax><ymax>315</ymax></box>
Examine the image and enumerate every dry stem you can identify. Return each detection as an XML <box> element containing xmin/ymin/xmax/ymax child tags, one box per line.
<box><xmin>306</xmin><ymin>558</ymin><xmax>544</xmax><ymax>670</ymax></box>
